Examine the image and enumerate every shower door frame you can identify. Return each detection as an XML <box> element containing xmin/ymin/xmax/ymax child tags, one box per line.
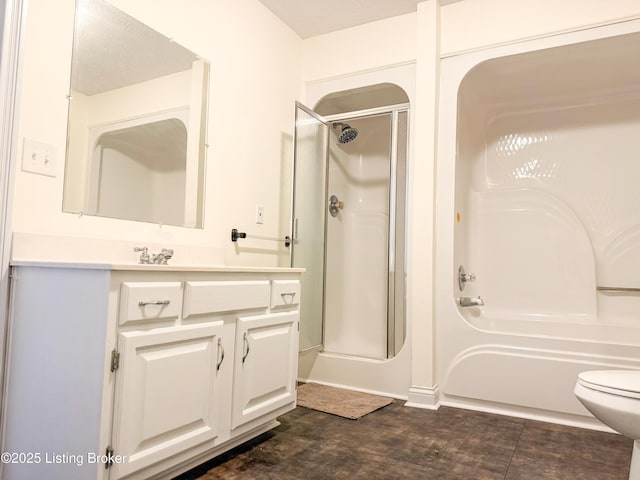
<box><xmin>323</xmin><ymin>103</ymin><xmax>409</xmax><ymax>359</ymax></box>
<box><xmin>291</xmin><ymin>101</ymin><xmax>330</xmax><ymax>352</ymax></box>
<box><xmin>292</xmin><ymin>101</ymin><xmax>409</xmax><ymax>359</ymax></box>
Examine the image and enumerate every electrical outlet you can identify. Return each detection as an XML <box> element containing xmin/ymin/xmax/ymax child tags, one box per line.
<box><xmin>22</xmin><ymin>138</ymin><xmax>57</xmax><ymax>177</ymax></box>
<box><xmin>256</xmin><ymin>204</ymin><xmax>264</xmax><ymax>224</ymax></box>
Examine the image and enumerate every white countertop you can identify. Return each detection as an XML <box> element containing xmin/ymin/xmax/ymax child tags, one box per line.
<box><xmin>10</xmin><ymin>259</ymin><xmax>305</xmax><ymax>274</ymax></box>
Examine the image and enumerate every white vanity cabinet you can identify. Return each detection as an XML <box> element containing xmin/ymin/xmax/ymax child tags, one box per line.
<box><xmin>232</xmin><ymin>311</ymin><xmax>299</xmax><ymax>429</ymax></box>
<box><xmin>2</xmin><ymin>264</ymin><xmax>301</xmax><ymax>480</ymax></box>
<box><xmin>110</xmin><ymin>322</ymin><xmax>225</xmax><ymax>479</ymax></box>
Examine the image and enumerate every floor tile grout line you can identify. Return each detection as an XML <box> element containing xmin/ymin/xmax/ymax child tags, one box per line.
<box><xmin>504</xmin><ymin>420</ymin><xmax>527</xmax><ymax>479</ymax></box>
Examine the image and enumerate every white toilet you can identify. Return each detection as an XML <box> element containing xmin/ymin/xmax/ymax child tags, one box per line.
<box><xmin>574</xmin><ymin>370</ymin><xmax>640</xmax><ymax>480</ymax></box>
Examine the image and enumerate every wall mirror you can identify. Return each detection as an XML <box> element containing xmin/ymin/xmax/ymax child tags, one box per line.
<box><xmin>63</xmin><ymin>0</ymin><xmax>209</xmax><ymax>227</ymax></box>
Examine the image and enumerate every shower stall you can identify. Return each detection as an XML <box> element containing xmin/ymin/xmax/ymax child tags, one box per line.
<box><xmin>436</xmin><ymin>22</ymin><xmax>640</xmax><ymax>426</ymax></box>
<box><xmin>292</xmin><ymin>98</ymin><xmax>408</xmax><ymax>364</ymax></box>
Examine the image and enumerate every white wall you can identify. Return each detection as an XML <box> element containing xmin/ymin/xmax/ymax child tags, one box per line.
<box><xmin>13</xmin><ymin>0</ymin><xmax>302</xmax><ymax>266</ymax></box>
<box><xmin>440</xmin><ymin>0</ymin><xmax>640</xmax><ymax>56</ymax></box>
<box><xmin>302</xmin><ymin>13</ymin><xmax>417</xmax><ymax>83</ymax></box>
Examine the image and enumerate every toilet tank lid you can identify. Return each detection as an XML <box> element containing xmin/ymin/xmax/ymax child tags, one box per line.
<box><xmin>578</xmin><ymin>370</ymin><xmax>640</xmax><ymax>395</ymax></box>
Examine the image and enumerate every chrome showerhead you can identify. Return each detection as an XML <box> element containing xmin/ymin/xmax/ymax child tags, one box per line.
<box><xmin>333</xmin><ymin>122</ymin><xmax>359</xmax><ymax>144</ymax></box>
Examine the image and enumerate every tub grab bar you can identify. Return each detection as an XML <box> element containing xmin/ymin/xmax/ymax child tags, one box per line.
<box><xmin>596</xmin><ymin>286</ymin><xmax>640</xmax><ymax>293</ymax></box>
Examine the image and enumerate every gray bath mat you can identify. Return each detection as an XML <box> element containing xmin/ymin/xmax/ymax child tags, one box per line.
<box><xmin>297</xmin><ymin>382</ymin><xmax>393</xmax><ymax>420</ymax></box>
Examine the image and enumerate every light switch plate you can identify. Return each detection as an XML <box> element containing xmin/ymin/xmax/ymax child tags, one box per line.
<box><xmin>256</xmin><ymin>204</ymin><xmax>264</xmax><ymax>224</ymax></box>
<box><xmin>22</xmin><ymin>138</ymin><xmax>57</xmax><ymax>177</ymax></box>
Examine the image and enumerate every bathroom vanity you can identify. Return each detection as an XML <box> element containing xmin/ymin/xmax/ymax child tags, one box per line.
<box><xmin>2</xmin><ymin>262</ymin><xmax>302</xmax><ymax>479</ymax></box>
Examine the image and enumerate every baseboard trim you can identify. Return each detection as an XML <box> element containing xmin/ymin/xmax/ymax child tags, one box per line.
<box><xmin>405</xmin><ymin>385</ymin><xmax>440</xmax><ymax>410</ymax></box>
<box><xmin>298</xmin><ymin>379</ymin><xmax>408</xmax><ymax>401</ymax></box>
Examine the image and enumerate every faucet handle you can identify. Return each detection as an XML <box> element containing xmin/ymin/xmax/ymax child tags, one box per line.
<box><xmin>464</xmin><ymin>272</ymin><xmax>476</xmax><ymax>282</ymax></box>
<box><xmin>134</xmin><ymin>247</ymin><xmax>150</xmax><ymax>264</ymax></box>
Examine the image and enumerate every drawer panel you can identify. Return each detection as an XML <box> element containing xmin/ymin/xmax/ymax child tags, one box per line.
<box><xmin>183</xmin><ymin>281</ymin><xmax>270</xmax><ymax>318</ymax></box>
<box><xmin>119</xmin><ymin>282</ymin><xmax>183</xmax><ymax>325</ymax></box>
<box><xmin>270</xmin><ymin>280</ymin><xmax>300</xmax><ymax>308</ymax></box>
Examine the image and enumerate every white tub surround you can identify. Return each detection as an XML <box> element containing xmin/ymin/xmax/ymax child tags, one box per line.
<box><xmin>436</xmin><ymin>22</ymin><xmax>640</xmax><ymax>429</ymax></box>
<box><xmin>2</xmin><ymin>261</ymin><xmax>302</xmax><ymax>479</ymax></box>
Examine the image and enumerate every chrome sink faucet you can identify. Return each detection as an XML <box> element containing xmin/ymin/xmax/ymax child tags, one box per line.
<box><xmin>152</xmin><ymin>248</ymin><xmax>174</xmax><ymax>265</ymax></box>
<box><xmin>134</xmin><ymin>247</ymin><xmax>173</xmax><ymax>265</ymax></box>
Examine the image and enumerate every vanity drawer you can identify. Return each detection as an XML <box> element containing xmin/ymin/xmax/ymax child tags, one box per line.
<box><xmin>119</xmin><ymin>282</ymin><xmax>183</xmax><ymax>325</ymax></box>
<box><xmin>183</xmin><ymin>281</ymin><xmax>270</xmax><ymax>318</ymax></box>
<box><xmin>270</xmin><ymin>280</ymin><xmax>300</xmax><ymax>308</ymax></box>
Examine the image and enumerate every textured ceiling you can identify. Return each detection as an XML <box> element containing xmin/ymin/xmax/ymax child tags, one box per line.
<box><xmin>257</xmin><ymin>0</ymin><xmax>462</xmax><ymax>38</ymax></box>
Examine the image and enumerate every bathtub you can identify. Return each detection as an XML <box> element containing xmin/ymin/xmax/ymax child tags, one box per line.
<box><xmin>435</xmin><ymin>21</ymin><xmax>640</xmax><ymax>428</ymax></box>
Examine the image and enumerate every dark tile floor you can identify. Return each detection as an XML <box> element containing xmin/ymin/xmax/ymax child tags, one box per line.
<box><xmin>176</xmin><ymin>402</ymin><xmax>633</xmax><ymax>480</ymax></box>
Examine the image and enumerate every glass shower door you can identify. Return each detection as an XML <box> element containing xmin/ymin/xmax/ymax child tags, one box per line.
<box><xmin>291</xmin><ymin>102</ymin><xmax>329</xmax><ymax>351</ymax></box>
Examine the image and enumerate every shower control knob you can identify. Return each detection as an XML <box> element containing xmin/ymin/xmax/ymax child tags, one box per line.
<box><xmin>458</xmin><ymin>265</ymin><xmax>476</xmax><ymax>291</ymax></box>
<box><xmin>329</xmin><ymin>195</ymin><xmax>344</xmax><ymax>217</ymax></box>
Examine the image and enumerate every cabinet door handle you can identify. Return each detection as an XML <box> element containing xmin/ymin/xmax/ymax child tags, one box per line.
<box><xmin>138</xmin><ymin>299</ymin><xmax>171</xmax><ymax>307</ymax></box>
<box><xmin>216</xmin><ymin>337</ymin><xmax>225</xmax><ymax>371</ymax></box>
<box><xmin>242</xmin><ymin>331</ymin><xmax>250</xmax><ymax>363</ymax></box>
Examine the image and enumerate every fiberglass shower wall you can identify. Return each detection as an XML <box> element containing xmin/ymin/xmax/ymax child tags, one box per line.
<box><xmin>323</xmin><ymin>112</ymin><xmax>407</xmax><ymax>359</ymax></box>
<box><xmin>436</xmin><ymin>26</ymin><xmax>640</xmax><ymax>420</ymax></box>
<box><xmin>458</xmin><ymin>32</ymin><xmax>640</xmax><ymax>328</ymax></box>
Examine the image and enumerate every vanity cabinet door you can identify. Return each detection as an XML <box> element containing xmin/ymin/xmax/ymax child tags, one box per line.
<box><xmin>111</xmin><ymin>322</ymin><xmax>225</xmax><ymax>479</ymax></box>
<box><xmin>231</xmin><ymin>311</ymin><xmax>299</xmax><ymax>429</ymax></box>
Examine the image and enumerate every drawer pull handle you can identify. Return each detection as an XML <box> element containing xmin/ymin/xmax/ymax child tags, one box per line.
<box><xmin>138</xmin><ymin>300</ymin><xmax>171</xmax><ymax>307</ymax></box>
<box><xmin>216</xmin><ymin>338</ymin><xmax>225</xmax><ymax>371</ymax></box>
<box><xmin>280</xmin><ymin>292</ymin><xmax>296</xmax><ymax>303</ymax></box>
<box><xmin>242</xmin><ymin>332</ymin><xmax>250</xmax><ymax>364</ymax></box>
